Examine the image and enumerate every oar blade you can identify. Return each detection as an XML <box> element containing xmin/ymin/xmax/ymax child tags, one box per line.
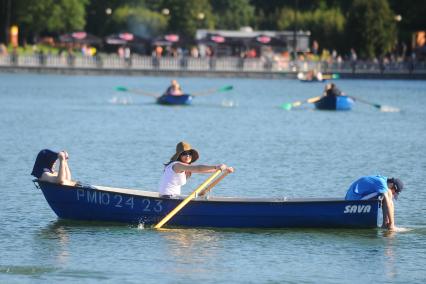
<box><xmin>116</xmin><ymin>86</ymin><xmax>129</xmax><ymax>92</ymax></box>
<box><xmin>219</xmin><ymin>85</ymin><xmax>233</xmax><ymax>92</ymax></box>
<box><xmin>380</xmin><ymin>105</ymin><xmax>400</xmax><ymax>112</ymax></box>
<box><xmin>281</xmin><ymin>103</ymin><xmax>293</xmax><ymax>110</ymax></box>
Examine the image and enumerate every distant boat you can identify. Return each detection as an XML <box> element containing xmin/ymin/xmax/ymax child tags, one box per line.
<box><xmin>297</xmin><ymin>71</ymin><xmax>326</xmax><ymax>82</ymax></box>
<box><xmin>297</xmin><ymin>72</ymin><xmax>340</xmax><ymax>82</ymax></box>
<box><xmin>314</xmin><ymin>95</ymin><xmax>354</xmax><ymax>111</ymax></box>
<box><xmin>156</xmin><ymin>94</ymin><xmax>193</xmax><ymax>105</ymax></box>
<box><xmin>299</xmin><ymin>78</ymin><xmax>326</xmax><ymax>83</ymax></box>
<box><xmin>35</xmin><ymin>180</ymin><xmax>380</xmax><ymax>229</ymax></box>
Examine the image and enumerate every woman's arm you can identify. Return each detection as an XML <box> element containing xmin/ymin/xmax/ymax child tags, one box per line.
<box><xmin>39</xmin><ymin>152</ymin><xmax>75</xmax><ymax>185</ymax></box>
<box><xmin>173</xmin><ymin>163</ymin><xmax>227</xmax><ymax>173</ymax></box>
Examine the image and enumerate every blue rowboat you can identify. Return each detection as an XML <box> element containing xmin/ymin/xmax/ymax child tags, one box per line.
<box><xmin>34</xmin><ymin>181</ymin><xmax>380</xmax><ymax>229</ymax></box>
<box><xmin>314</xmin><ymin>95</ymin><xmax>354</xmax><ymax>111</ymax></box>
<box><xmin>156</xmin><ymin>94</ymin><xmax>193</xmax><ymax>105</ymax></box>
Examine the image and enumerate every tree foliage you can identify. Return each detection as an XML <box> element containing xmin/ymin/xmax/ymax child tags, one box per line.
<box><xmin>276</xmin><ymin>6</ymin><xmax>345</xmax><ymax>52</ymax></box>
<box><xmin>162</xmin><ymin>0</ymin><xmax>214</xmax><ymax>37</ymax></box>
<box><xmin>17</xmin><ymin>0</ymin><xmax>88</xmax><ymax>36</ymax></box>
<box><xmin>112</xmin><ymin>5</ymin><xmax>167</xmax><ymax>37</ymax></box>
<box><xmin>1</xmin><ymin>0</ymin><xmax>422</xmax><ymax>58</ymax></box>
<box><xmin>211</xmin><ymin>0</ymin><xmax>255</xmax><ymax>30</ymax></box>
<box><xmin>346</xmin><ymin>0</ymin><xmax>397</xmax><ymax>59</ymax></box>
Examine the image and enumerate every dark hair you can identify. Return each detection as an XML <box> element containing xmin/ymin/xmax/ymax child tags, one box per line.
<box><xmin>164</xmin><ymin>153</ymin><xmax>193</xmax><ymax>167</ymax></box>
<box><xmin>31</xmin><ymin>149</ymin><xmax>58</xmax><ymax>178</ymax></box>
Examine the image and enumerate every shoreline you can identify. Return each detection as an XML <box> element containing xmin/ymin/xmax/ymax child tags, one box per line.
<box><xmin>1</xmin><ymin>65</ymin><xmax>425</xmax><ymax>80</ymax></box>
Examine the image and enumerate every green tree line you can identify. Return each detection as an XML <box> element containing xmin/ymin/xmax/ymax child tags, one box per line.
<box><xmin>1</xmin><ymin>0</ymin><xmax>425</xmax><ymax>59</ymax></box>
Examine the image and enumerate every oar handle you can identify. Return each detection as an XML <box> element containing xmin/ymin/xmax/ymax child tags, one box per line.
<box><xmin>349</xmin><ymin>96</ymin><xmax>381</xmax><ymax>109</ymax></box>
<box><xmin>199</xmin><ymin>171</ymin><xmax>230</xmax><ymax>197</ymax></box>
<box><xmin>306</xmin><ymin>96</ymin><xmax>322</xmax><ymax>104</ymax></box>
<box><xmin>283</xmin><ymin>95</ymin><xmax>323</xmax><ymax>110</ymax></box>
<box><xmin>154</xmin><ymin>170</ymin><xmax>222</xmax><ymax>229</ymax></box>
<box><xmin>115</xmin><ymin>86</ymin><xmax>159</xmax><ymax>97</ymax></box>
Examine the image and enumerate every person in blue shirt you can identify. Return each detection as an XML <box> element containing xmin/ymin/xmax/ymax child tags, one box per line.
<box><xmin>345</xmin><ymin>175</ymin><xmax>404</xmax><ymax>231</ymax></box>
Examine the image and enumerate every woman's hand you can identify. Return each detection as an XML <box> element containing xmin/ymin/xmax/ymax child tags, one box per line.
<box><xmin>58</xmin><ymin>151</ymin><xmax>66</xmax><ymax>161</ymax></box>
<box><xmin>215</xmin><ymin>164</ymin><xmax>227</xmax><ymax>171</ymax></box>
<box><xmin>58</xmin><ymin>151</ymin><xmax>69</xmax><ymax>161</ymax></box>
<box><xmin>215</xmin><ymin>164</ymin><xmax>234</xmax><ymax>173</ymax></box>
<box><xmin>225</xmin><ymin>167</ymin><xmax>234</xmax><ymax>173</ymax></box>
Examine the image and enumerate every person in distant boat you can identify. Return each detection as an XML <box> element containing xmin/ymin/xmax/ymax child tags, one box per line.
<box><xmin>31</xmin><ymin>149</ymin><xmax>76</xmax><ymax>186</ymax></box>
<box><xmin>303</xmin><ymin>70</ymin><xmax>323</xmax><ymax>81</ymax></box>
<box><xmin>158</xmin><ymin>141</ymin><xmax>234</xmax><ymax>197</ymax></box>
<box><xmin>164</xmin><ymin>79</ymin><xmax>183</xmax><ymax>96</ymax></box>
<box><xmin>305</xmin><ymin>70</ymin><xmax>314</xmax><ymax>81</ymax></box>
<box><xmin>324</xmin><ymin>83</ymin><xmax>343</xmax><ymax>97</ymax></box>
<box><xmin>345</xmin><ymin>175</ymin><xmax>404</xmax><ymax>231</ymax></box>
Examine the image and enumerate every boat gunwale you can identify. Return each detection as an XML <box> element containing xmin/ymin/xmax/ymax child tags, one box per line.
<box><xmin>35</xmin><ymin>180</ymin><xmax>380</xmax><ymax>204</ymax></box>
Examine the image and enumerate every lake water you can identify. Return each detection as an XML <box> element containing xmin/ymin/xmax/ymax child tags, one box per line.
<box><xmin>0</xmin><ymin>73</ymin><xmax>425</xmax><ymax>283</ymax></box>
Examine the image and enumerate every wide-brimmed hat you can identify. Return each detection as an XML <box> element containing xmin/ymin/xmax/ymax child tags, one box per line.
<box><xmin>169</xmin><ymin>141</ymin><xmax>199</xmax><ymax>163</ymax></box>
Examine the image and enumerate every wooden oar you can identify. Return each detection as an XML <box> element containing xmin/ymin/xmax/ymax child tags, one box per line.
<box><xmin>115</xmin><ymin>86</ymin><xmax>160</xmax><ymax>97</ymax></box>
<box><xmin>349</xmin><ymin>96</ymin><xmax>400</xmax><ymax>112</ymax></box>
<box><xmin>191</xmin><ymin>85</ymin><xmax>233</xmax><ymax>96</ymax></box>
<box><xmin>154</xmin><ymin>170</ymin><xmax>222</xmax><ymax>229</ymax></box>
<box><xmin>199</xmin><ymin>170</ymin><xmax>230</xmax><ymax>197</ymax></box>
<box><xmin>281</xmin><ymin>95</ymin><xmax>322</xmax><ymax>110</ymax></box>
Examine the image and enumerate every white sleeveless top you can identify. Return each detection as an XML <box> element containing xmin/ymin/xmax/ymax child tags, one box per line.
<box><xmin>158</xmin><ymin>162</ymin><xmax>187</xmax><ymax>196</ymax></box>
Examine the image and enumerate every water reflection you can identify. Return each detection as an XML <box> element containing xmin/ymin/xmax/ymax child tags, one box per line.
<box><xmin>37</xmin><ymin>221</ymin><xmax>72</xmax><ymax>265</ymax></box>
<box><xmin>381</xmin><ymin>228</ymin><xmax>401</xmax><ymax>280</ymax></box>
<box><xmin>157</xmin><ymin>228</ymin><xmax>222</xmax><ymax>274</ymax></box>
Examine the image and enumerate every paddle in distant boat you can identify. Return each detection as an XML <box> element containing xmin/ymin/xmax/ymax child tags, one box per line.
<box><xmin>281</xmin><ymin>95</ymin><xmax>322</xmax><ymax>110</ymax></box>
<box><xmin>349</xmin><ymin>96</ymin><xmax>400</xmax><ymax>112</ymax></box>
<box><xmin>115</xmin><ymin>85</ymin><xmax>233</xmax><ymax>106</ymax></box>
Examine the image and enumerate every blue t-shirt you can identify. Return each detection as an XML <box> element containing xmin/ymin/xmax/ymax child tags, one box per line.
<box><xmin>345</xmin><ymin>175</ymin><xmax>388</xmax><ymax>200</ymax></box>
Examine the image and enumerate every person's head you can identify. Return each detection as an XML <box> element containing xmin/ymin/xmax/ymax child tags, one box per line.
<box><xmin>387</xmin><ymin>177</ymin><xmax>404</xmax><ymax>199</ymax></box>
<box><xmin>172</xmin><ymin>83</ymin><xmax>180</xmax><ymax>90</ymax></box>
<box><xmin>171</xmin><ymin>79</ymin><xmax>178</xmax><ymax>87</ymax></box>
<box><xmin>31</xmin><ymin>149</ymin><xmax>59</xmax><ymax>178</ymax></box>
<box><xmin>168</xmin><ymin>141</ymin><xmax>199</xmax><ymax>165</ymax></box>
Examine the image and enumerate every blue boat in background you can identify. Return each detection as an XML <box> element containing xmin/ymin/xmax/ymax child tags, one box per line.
<box><xmin>314</xmin><ymin>95</ymin><xmax>354</xmax><ymax>111</ymax></box>
<box><xmin>35</xmin><ymin>181</ymin><xmax>380</xmax><ymax>229</ymax></box>
<box><xmin>157</xmin><ymin>94</ymin><xmax>193</xmax><ymax>105</ymax></box>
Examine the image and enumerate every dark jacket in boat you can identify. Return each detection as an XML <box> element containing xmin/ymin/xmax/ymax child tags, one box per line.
<box><xmin>326</xmin><ymin>87</ymin><xmax>342</xmax><ymax>97</ymax></box>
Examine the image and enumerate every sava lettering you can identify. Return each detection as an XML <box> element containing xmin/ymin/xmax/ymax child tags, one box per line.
<box><xmin>76</xmin><ymin>189</ymin><xmax>163</xmax><ymax>212</ymax></box>
<box><xmin>344</xmin><ymin>205</ymin><xmax>371</xmax><ymax>213</ymax></box>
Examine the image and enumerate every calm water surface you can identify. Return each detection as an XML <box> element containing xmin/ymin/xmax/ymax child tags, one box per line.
<box><xmin>0</xmin><ymin>73</ymin><xmax>425</xmax><ymax>283</ymax></box>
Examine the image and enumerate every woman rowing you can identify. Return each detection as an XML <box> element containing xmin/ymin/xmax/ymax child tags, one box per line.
<box><xmin>158</xmin><ymin>141</ymin><xmax>233</xmax><ymax>198</ymax></box>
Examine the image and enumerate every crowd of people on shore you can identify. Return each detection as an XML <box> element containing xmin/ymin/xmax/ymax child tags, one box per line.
<box><xmin>0</xmin><ymin>37</ymin><xmax>421</xmax><ymax>69</ymax></box>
